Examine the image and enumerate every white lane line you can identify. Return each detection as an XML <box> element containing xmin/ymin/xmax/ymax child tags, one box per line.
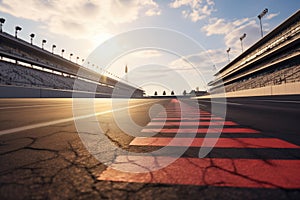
<box><xmin>0</xmin><ymin>100</ymin><xmax>159</xmax><ymax>136</ymax></box>
<box><xmin>253</xmin><ymin>100</ymin><xmax>300</xmax><ymax>104</ymax></box>
<box><xmin>0</xmin><ymin>100</ymin><xmax>144</xmax><ymax>110</ymax></box>
<box><xmin>199</xmin><ymin>100</ymin><xmax>242</xmax><ymax>106</ymax></box>
<box><xmin>0</xmin><ymin>104</ymin><xmax>70</xmax><ymax>110</ymax></box>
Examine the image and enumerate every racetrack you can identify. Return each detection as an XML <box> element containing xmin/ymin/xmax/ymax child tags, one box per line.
<box><xmin>0</xmin><ymin>97</ymin><xmax>299</xmax><ymax>199</ymax></box>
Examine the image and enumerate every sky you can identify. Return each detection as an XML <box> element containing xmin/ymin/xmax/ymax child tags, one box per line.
<box><xmin>0</xmin><ymin>0</ymin><xmax>299</xmax><ymax>95</ymax></box>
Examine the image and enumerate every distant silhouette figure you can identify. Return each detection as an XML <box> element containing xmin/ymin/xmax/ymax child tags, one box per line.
<box><xmin>171</xmin><ymin>91</ymin><xmax>174</xmax><ymax>95</ymax></box>
<box><xmin>154</xmin><ymin>91</ymin><xmax>157</xmax><ymax>96</ymax></box>
<box><xmin>163</xmin><ymin>91</ymin><xmax>166</xmax><ymax>95</ymax></box>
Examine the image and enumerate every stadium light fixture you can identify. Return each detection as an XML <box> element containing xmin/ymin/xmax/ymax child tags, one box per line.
<box><xmin>258</xmin><ymin>8</ymin><xmax>268</xmax><ymax>37</ymax></box>
<box><xmin>212</xmin><ymin>65</ymin><xmax>217</xmax><ymax>72</ymax></box>
<box><xmin>226</xmin><ymin>47</ymin><xmax>231</xmax><ymax>63</ymax></box>
<box><xmin>240</xmin><ymin>33</ymin><xmax>246</xmax><ymax>53</ymax></box>
<box><xmin>15</xmin><ymin>26</ymin><xmax>22</xmax><ymax>38</ymax></box>
<box><xmin>0</xmin><ymin>18</ymin><xmax>5</xmax><ymax>32</ymax></box>
<box><xmin>61</xmin><ymin>49</ymin><xmax>65</xmax><ymax>57</ymax></box>
<box><xmin>52</xmin><ymin>45</ymin><xmax>56</xmax><ymax>54</ymax></box>
<box><xmin>30</xmin><ymin>33</ymin><xmax>35</xmax><ymax>45</ymax></box>
<box><xmin>42</xmin><ymin>39</ymin><xmax>47</xmax><ymax>49</ymax></box>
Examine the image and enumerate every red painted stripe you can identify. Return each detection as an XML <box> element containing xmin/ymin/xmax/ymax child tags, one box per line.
<box><xmin>157</xmin><ymin>114</ymin><xmax>213</xmax><ymax>117</ymax></box>
<box><xmin>170</xmin><ymin>99</ymin><xmax>179</xmax><ymax>103</ymax></box>
<box><xmin>158</xmin><ymin>112</ymin><xmax>212</xmax><ymax>114</ymax></box>
<box><xmin>148</xmin><ymin>121</ymin><xmax>237</xmax><ymax>126</ymax></box>
<box><xmin>163</xmin><ymin>111</ymin><xmax>211</xmax><ymax>114</ymax></box>
<box><xmin>163</xmin><ymin>111</ymin><xmax>212</xmax><ymax>115</ymax></box>
<box><xmin>142</xmin><ymin>128</ymin><xmax>260</xmax><ymax>134</ymax></box>
<box><xmin>98</xmin><ymin>157</ymin><xmax>300</xmax><ymax>188</ymax></box>
<box><xmin>153</xmin><ymin>117</ymin><xmax>224</xmax><ymax>121</ymax></box>
<box><xmin>130</xmin><ymin>137</ymin><xmax>300</xmax><ymax>148</ymax></box>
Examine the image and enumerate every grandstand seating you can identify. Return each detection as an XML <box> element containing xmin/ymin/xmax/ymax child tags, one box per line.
<box><xmin>210</xmin><ymin>10</ymin><xmax>300</xmax><ymax>94</ymax></box>
<box><xmin>225</xmin><ymin>64</ymin><xmax>300</xmax><ymax>92</ymax></box>
<box><xmin>0</xmin><ymin>61</ymin><xmax>113</xmax><ymax>94</ymax></box>
<box><xmin>0</xmin><ymin>31</ymin><xmax>144</xmax><ymax>97</ymax></box>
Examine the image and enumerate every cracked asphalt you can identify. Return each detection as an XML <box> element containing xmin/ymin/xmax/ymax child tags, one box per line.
<box><xmin>0</xmin><ymin>98</ymin><xmax>299</xmax><ymax>199</ymax></box>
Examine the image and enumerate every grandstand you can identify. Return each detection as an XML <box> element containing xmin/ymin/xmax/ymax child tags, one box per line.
<box><xmin>0</xmin><ymin>30</ymin><xmax>144</xmax><ymax>98</ymax></box>
<box><xmin>209</xmin><ymin>10</ymin><xmax>300</xmax><ymax>95</ymax></box>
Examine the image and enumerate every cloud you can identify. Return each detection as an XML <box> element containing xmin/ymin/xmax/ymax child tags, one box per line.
<box><xmin>144</xmin><ymin>0</ymin><xmax>162</xmax><ymax>16</ymax></box>
<box><xmin>201</xmin><ymin>11</ymin><xmax>280</xmax><ymax>61</ymax></box>
<box><xmin>145</xmin><ymin>8</ymin><xmax>161</xmax><ymax>16</ymax></box>
<box><xmin>169</xmin><ymin>0</ymin><xmax>215</xmax><ymax>22</ymax></box>
<box><xmin>0</xmin><ymin>0</ymin><xmax>161</xmax><ymax>39</ymax></box>
<box><xmin>169</xmin><ymin>53</ymin><xmax>214</xmax><ymax>73</ymax></box>
<box><xmin>205</xmin><ymin>49</ymin><xmax>229</xmax><ymax>67</ymax></box>
<box><xmin>129</xmin><ymin>50</ymin><xmax>163</xmax><ymax>58</ymax></box>
<box><xmin>265</xmin><ymin>12</ymin><xmax>280</xmax><ymax>20</ymax></box>
<box><xmin>201</xmin><ymin>17</ymin><xmax>261</xmax><ymax>60</ymax></box>
<box><xmin>202</xmin><ymin>18</ymin><xmax>249</xmax><ymax>36</ymax></box>
<box><xmin>167</xmin><ymin>47</ymin><xmax>246</xmax><ymax>82</ymax></box>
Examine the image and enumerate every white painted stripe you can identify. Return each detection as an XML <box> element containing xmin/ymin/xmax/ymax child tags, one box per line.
<box><xmin>0</xmin><ymin>104</ymin><xmax>69</xmax><ymax>110</ymax></box>
<box><xmin>0</xmin><ymin>100</ymin><xmax>159</xmax><ymax>136</ymax></box>
<box><xmin>199</xmin><ymin>100</ymin><xmax>242</xmax><ymax>106</ymax></box>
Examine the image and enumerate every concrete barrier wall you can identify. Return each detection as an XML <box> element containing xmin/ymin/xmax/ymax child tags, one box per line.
<box><xmin>272</xmin><ymin>82</ymin><xmax>300</xmax><ymax>95</ymax></box>
<box><xmin>2</xmin><ymin>82</ymin><xmax>299</xmax><ymax>98</ymax></box>
<box><xmin>197</xmin><ymin>82</ymin><xmax>300</xmax><ymax>99</ymax></box>
<box><xmin>0</xmin><ymin>85</ymin><xmax>41</xmax><ymax>97</ymax></box>
<box><xmin>225</xmin><ymin>82</ymin><xmax>300</xmax><ymax>97</ymax></box>
<box><xmin>0</xmin><ymin>85</ymin><xmax>112</xmax><ymax>98</ymax></box>
<box><xmin>225</xmin><ymin>86</ymin><xmax>272</xmax><ymax>97</ymax></box>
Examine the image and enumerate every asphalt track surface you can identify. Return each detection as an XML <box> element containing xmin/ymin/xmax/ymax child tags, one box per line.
<box><xmin>0</xmin><ymin>97</ymin><xmax>299</xmax><ymax>199</ymax></box>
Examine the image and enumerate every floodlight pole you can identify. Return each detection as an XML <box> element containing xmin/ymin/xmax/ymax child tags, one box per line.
<box><xmin>226</xmin><ymin>48</ymin><xmax>231</xmax><ymax>63</ymax></box>
<box><xmin>258</xmin><ymin>8</ymin><xmax>268</xmax><ymax>37</ymax></box>
<box><xmin>240</xmin><ymin>33</ymin><xmax>246</xmax><ymax>53</ymax></box>
<box><xmin>15</xmin><ymin>26</ymin><xmax>22</xmax><ymax>38</ymax></box>
<box><xmin>52</xmin><ymin>45</ymin><xmax>56</xmax><ymax>54</ymax></box>
<box><xmin>0</xmin><ymin>18</ymin><xmax>5</xmax><ymax>32</ymax></box>
<box><xmin>30</xmin><ymin>33</ymin><xmax>35</xmax><ymax>44</ymax></box>
<box><xmin>42</xmin><ymin>39</ymin><xmax>47</xmax><ymax>50</ymax></box>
